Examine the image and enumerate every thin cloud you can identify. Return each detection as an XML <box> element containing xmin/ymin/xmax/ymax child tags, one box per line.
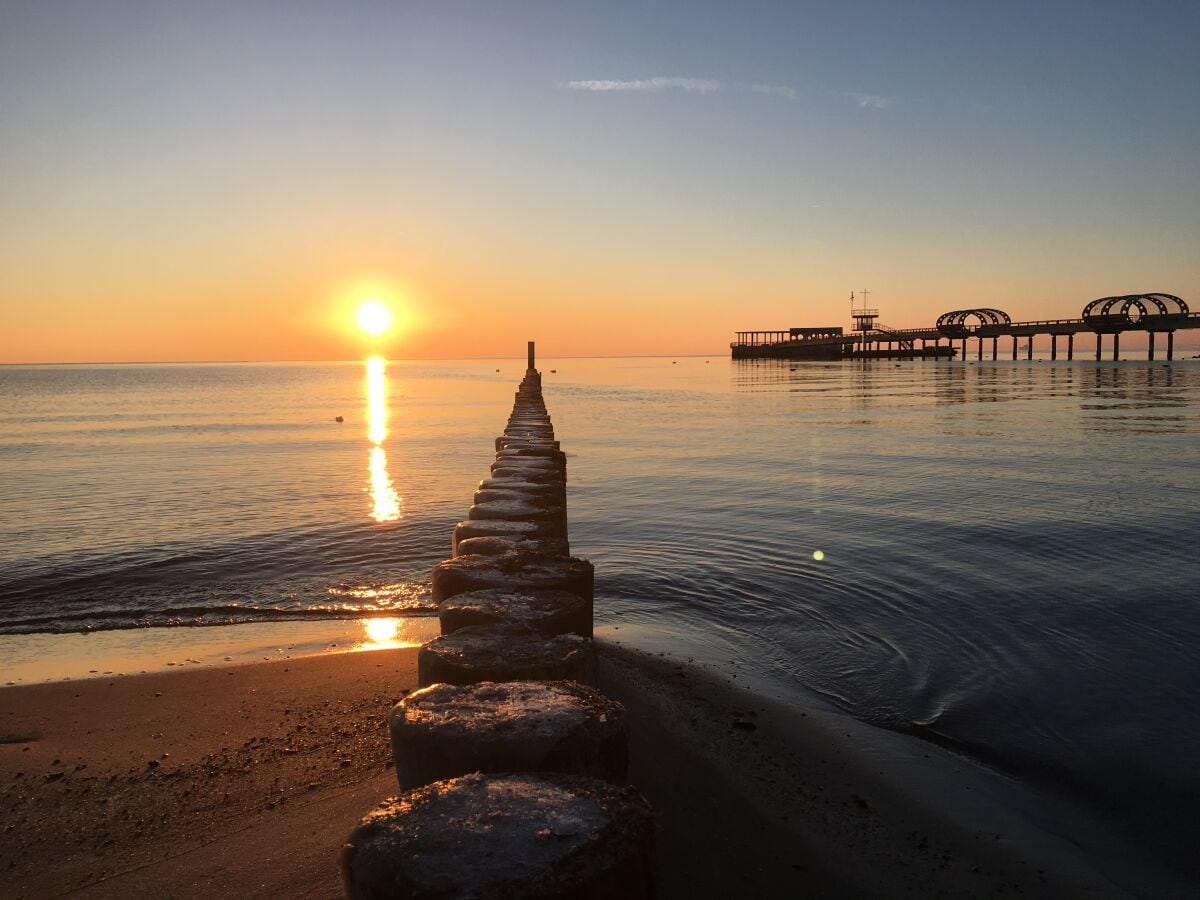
<box><xmin>565</xmin><ymin>77</ymin><xmax>722</xmax><ymax>94</ymax></box>
<box><xmin>563</xmin><ymin>78</ymin><xmax>890</xmax><ymax>110</ymax></box>
<box><xmin>748</xmin><ymin>83</ymin><xmax>797</xmax><ymax>101</ymax></box>
<box><xmin>844</xmin><ymin>92</ymin><xmax>892</xmax><ymax>109</ymax></box>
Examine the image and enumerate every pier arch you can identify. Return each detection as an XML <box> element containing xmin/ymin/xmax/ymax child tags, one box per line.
<box><xmin>1081</xmin><ymin>293</ymin><xmax>1189</xmax><ymax>333</ymax></box>
<box><xmin>935</xmin><ymin>308</ymin><xmax>1012</xmax><ymax>338</ymax></box>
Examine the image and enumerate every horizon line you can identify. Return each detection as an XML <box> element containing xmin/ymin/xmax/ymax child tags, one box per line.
<box><xmin>0</xmin><ymin>352</ymin><xmax>734</xmax><ymax>367</ymax></box>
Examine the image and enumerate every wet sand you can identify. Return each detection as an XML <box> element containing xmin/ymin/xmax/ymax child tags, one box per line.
<box><xmin>0</xmin><ymin>643</ymin><xmax>1125</xmax><ymax>899</ymax></box>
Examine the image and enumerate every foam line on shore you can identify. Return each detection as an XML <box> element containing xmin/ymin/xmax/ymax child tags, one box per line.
<box><xmin>0</xmin><ymin>616</ymin><xmax>442</xmax><ymax>686</ymax></box>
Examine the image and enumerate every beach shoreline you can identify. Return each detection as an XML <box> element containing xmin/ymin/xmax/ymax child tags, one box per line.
<box><xmin>0</xmin><ymin>636</ymin><xmax>1134</xmax><ymax>899</ymax></box>
<box><xmin>0</xmin><ymin>616</ymin><xmax>443</xmax><ymax>687</ymax></box>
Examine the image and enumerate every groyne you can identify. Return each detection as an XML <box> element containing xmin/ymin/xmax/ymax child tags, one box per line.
<box><xmin>341</xmin><ymin>344</ymin><xmax>656</xmax><ymax>898</ymax></box>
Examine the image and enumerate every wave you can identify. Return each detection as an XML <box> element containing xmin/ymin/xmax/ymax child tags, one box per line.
<box><xmin>0</xmin><ymin>516</ymin><xmax>451</xmax><ymax>635</ymax></box>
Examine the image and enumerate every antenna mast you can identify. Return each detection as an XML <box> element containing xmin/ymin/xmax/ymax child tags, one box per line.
<box><xmin>851</xmin><ymin>288</ymin><xmax>878</xmax><ymax>331</ymax></box>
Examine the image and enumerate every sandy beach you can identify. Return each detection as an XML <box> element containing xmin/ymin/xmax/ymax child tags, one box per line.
<box><xmin>0</xmin><ymin>637</ymin><xmax>1128</xmax><ymax>899</ymax></box>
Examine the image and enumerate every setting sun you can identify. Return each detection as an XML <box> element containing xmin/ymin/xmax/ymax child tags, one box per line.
<box><xmin>356</xmin><ymin>300</ymin><xmax>393</xmax><ymax>336</ymax></box>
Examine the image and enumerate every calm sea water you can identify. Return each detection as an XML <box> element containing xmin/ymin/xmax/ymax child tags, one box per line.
<box><xmin>2</xmin><ymin>356</ymin><xmax>1199</xmax><ymax>890</ymax></box>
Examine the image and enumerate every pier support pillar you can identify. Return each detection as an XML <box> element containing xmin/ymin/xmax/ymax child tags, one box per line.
<box><xmin>1068</xmin><ymin>334</ymin><xmax>1074</xmax><ymax>360</ymax></box>
<box><xmin>1027</xmin><ymin>338</ymin><xmax>1033</xmax><ymax>361</ymax></box>
<box><xmin>992</xmin><ymin>337</ymin><xmax>998</xmax><ymax>360</ymax></box>
<box><xmin>977</xmin><ymin>338</ymin><xmax>983</xmax><ymax>361</ymax></box>
<box><xmin>1012</xmin><ymin>336</ymin><xmax>1018</xmax><ymax>360</ymax></box>
<box><xmin>1113</xmin><ymin>333</ymin><xmax>1120</xmax><ymax>361</ymax></box>
<box><xmin>1148</xmin><ymin>333</ymin><xmax>1155</xmax><ymax>360</ymax></box>
<box><xmin>961</xmin><ymin>338</ymin><xmax>967</xmax><ymax>359</ymax></box>
<box><xmin>1167</xmin><ymin>331</ymin><xmax>1175</xmax><ymax>360</ymax></box>
<box><xmin>1096</xmin><ymin>335</ymin><xmax>1102</xmax><ymax>360</ymax></box>
<box><xmin>1051</xmin><ymin>334</ymin><xmax>1057</xmax><ymax>360</ymax></box>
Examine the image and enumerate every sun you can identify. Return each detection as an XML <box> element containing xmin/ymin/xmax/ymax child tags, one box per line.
<box><xmin>356</xmin><ymin>300</ymin><xmax>393</xmax><ymax>336</ymax></box>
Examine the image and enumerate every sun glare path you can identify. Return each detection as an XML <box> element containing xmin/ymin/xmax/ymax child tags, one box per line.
<box><xmin>357</xmin><ymin>300</ymin><xmax>393</xmax><ymax>336</ymax></box>
<box><xmin>367</xmin><ymin>356</ymin><xmax>389</xmax><ymax>444</ymax></box>
<box><xmin>365</xmin><ymin>617</ymin><xmax>400</xmax><ymax>644</ymax></box>
<box><xmin>365</xmin><ymin>355</ymin><xmax>402</xmax><ymax>522</ymax></box>
<box><xmin>353</xmin><ymin>617</ymin><xmax>424</xmax><ymax>651</ymax></box>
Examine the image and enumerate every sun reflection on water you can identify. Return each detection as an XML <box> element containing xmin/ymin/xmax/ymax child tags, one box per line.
<box><xmin>365</xmin><ymin>356</ymin><xmax>402</xmax><ymax>521</ymax></box>
<box><xmin>352</xmin><ymin>616</ymin><xmax>426</xmax><ymax>651</ymax></box>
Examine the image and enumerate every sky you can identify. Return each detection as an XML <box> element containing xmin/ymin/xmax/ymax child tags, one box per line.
<box><xmin>1</xmin><ymin>0</ymin><xmax>1198</xmax><ymax>362</ymax></box>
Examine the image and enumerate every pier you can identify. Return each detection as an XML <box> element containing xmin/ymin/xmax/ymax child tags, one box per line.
<box><xmin>342</xmin><ymin>344</ymin><xmax>657</xmax><ymax>898</ymax></box>
<box><xmin>733</xmin><ymin>292</ymin><xmax>1197</xmax><ymax>361</ymax></box>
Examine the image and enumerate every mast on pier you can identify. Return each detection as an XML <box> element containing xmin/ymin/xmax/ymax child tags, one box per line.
<box><xmin>850</xmin><ymin>290</ymin><xmax>878</xmax><ymax>354</ymax></box>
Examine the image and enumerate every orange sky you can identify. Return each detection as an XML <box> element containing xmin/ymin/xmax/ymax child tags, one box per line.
<box><xmin>2</xmin><ymin>4</ymin><xmax>1196</xmax><ymax>363</ymax></box>
<box><xmin>4</xmin><ymin>246</ymin><xmax>1193</xmax><ymax>363</ymax></box>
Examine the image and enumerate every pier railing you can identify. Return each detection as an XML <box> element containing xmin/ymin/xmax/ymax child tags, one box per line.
<box><xmin>733</xmin><ymin>307</ymin><xmax>1199</xmax><ymax>361</ymax></box>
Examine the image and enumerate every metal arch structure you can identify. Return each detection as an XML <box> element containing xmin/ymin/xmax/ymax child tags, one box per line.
<box><xmin>935</xmin><ymin>308</ymin><xmax>1012</xmax><ymax>337</ymax></box>
<box><xmin>1081</xmin><ymin>293</ymin><xmax>1190</xmax><ymax>333</ymax></box>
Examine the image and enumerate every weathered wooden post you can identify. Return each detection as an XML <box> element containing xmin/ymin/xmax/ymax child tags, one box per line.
<box><xmin>342</xmin><ymin>345</ymin><xmax>655</xmax><ymax>900</ymax></box>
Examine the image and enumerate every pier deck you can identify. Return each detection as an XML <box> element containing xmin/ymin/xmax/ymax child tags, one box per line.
<box><xmin>733</xmin><ymin>295</ymin><xmax>1198</xmax><ymax>361</ymax></box>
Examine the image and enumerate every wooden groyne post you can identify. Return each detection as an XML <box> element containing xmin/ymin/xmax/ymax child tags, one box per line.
<box><xmin>342</xmin><ymin>343</ymin><xmax>656</xmax><ymax>899</ymax></box>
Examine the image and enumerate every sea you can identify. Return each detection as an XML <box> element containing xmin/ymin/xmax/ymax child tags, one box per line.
<box><xmin>2</xmin><ymin>355</ymin><xmax>1199</xmax><ymax>894</ymax></box>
